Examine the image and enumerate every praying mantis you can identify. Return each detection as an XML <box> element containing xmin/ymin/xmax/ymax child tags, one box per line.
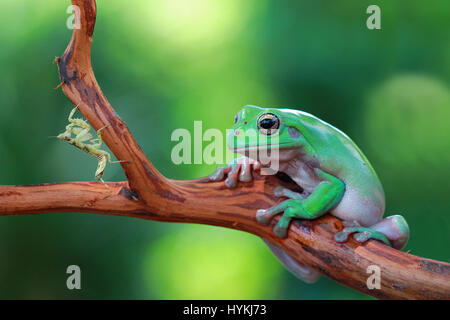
<box><xmin>56</xmin><ymin>105</ymin><xmax>128</xmax><ymax>190</ymax></box>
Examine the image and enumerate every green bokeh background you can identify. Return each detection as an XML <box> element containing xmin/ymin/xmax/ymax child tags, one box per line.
<box><xmin>0</xmin><ymin>0</ymin><xmax>448</xmax><ymax>299</ymax></box>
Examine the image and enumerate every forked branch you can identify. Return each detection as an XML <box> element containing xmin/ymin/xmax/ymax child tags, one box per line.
<box><xmin>1</xmin><ymin>0</ymin><xmax>449</xmax><ymax>299</ymax></box>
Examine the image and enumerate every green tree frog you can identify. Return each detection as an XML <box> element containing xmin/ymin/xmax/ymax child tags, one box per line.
<box><xmin>210</xmin><ymin>105</ymin><xmax>410</xmax><ymax>283</ymax></box>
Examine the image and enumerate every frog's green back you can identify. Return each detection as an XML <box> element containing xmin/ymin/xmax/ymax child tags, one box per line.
<box><xmin>278</xmin><ymin>108</ymin><xmax>385</xmax><ymax>205</ymax></box>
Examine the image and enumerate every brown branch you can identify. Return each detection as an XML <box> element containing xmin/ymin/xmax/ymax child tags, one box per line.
<box><xmin>0</xmin><ymin>182</ymin><xmax>145</xmax><ymax>217</ymax></box>
<box><xmin>0</xmin><ymin>0</ymin><xmax>449</xmax><ymax>299</ymax></box>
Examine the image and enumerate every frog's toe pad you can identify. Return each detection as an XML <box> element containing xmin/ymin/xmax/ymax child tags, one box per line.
<box><xmin>256</xmin><ymin>209</ymin><xmax>271</xmax><ymax>225</ymax></box>
<box><xmin>334</xmin><ymin>227</ymin><xmax>392</xmax><ymax>247</ymax></box>
<box><xmin>239</xmin><ymin>172</ymin><xmax>252</xmax><ymax>182</ymax></box>
<box><xmin>273</xmin><ymin>224</ymin><xmax>288</xmax><ymax>238</ymax></box>
<box><xmin>224</xmin><ymin>177</ymin><xmax>237</xmax><ymax>188</ymax></box>
<box><xmin>354</xmin><ymin>231</ymin><xmax>370</xmax><ymax>243</ymax></box>
<box><xmin>209</xmin><ymin>170</ymin><xmax>223</xmax><ymax>181</ymax></box>
<box><xmin>334</xmin><ymin>230</ymin><xmax>351</xmax><ymax>242</ymax></box>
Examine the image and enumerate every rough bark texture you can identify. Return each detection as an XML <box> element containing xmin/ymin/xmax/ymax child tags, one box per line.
<box><xmin>1</xmin><ymin>0</ymin><xmax>449</xmax><ymax>300</ymax></box>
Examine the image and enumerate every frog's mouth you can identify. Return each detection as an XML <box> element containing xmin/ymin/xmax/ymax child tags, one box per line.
<box><xmin>231</xmin><ymin>143</ymin><xmax>297</xmax><ymax>153</ymax></box>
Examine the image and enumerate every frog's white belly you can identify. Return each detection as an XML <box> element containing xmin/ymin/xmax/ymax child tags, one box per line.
<box><xmin>330</xmin><ymin>185</ymin><xmax>384</xmax><ymax>227</ymax></box>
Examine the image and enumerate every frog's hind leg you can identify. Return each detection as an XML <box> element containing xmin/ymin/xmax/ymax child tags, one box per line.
<box><xmin>335</xmin><ymin>215</ymin><xmax>410</xmax><ymax>250</ymax></box>
<box><xmin>263</xmin><ymin>240</ymin><xmax>319</xmax><ymax>283</ymax></box>
<box><xmin>256</xmin><ymin>170</ymin><xmax>345</xmax><ymax>238</ymax></box>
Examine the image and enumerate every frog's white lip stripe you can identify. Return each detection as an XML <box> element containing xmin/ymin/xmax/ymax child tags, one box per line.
<box><xmin>233</xmin><ymin>143</ymin><xmax>296</xmax><ymax>153</ymax></box>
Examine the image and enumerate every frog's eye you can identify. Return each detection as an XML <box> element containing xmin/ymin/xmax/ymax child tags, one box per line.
<box><xmin>234</xmin><ymin>113</ymin><xmax>239</xmax><ymax>124</ymax></box>
<box><xmin>257</xmin><ymin>113</ymin><xmax>280</xmax><ymax>135</ymax></box>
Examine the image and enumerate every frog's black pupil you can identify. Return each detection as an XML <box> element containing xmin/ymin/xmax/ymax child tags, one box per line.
<box><xmin>257</xmin><ymin>113</ymin><xmax>279</xmax><ymax>135</ymax></box>
<box><xmin>234</xmin><ymin>114</ymin><xmax>238</xmax><ymax>123</ymax></box>
<box><xmin>260</xmin><ymin>118</ymin><xmax>275</xmax><ymax>129</ymax></box>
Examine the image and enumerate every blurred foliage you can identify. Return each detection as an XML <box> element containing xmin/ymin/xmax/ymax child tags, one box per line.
<box><xmin>143</xmin><ymin>225</ymin><xmax>283</xmax><ymax>299</ymax></box>
<box><xmin>0</xmin><ymin>0</ymin><xmax>448</xmax><ymax>299</ymax></box>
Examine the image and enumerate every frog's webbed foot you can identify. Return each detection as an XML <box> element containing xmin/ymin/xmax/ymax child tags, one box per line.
<box><xmin>256</xmin><ymin>187</ymin><xmax>307</xmax><ymax>238</ymax></box>
<box><xmin>256</xmin><ymin>200</ymin><xmax>299</xmax><ymax>238</ymax></box>
<box><xmin>334</xmin><ymin>227</ymin><xmax>392</xmax><ymax>247</ymax></box>
<box><xmin>336</xmin><ymin>215</ymin><xmax>409</xmax><ymax>249</ymax></box>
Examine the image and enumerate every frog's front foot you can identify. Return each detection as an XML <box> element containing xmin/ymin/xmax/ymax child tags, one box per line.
<box><xmin>255</xmin><ymin>209</ymin><xmax>272</xmax><ymax>226</ymax></box>
<box><xmin>334</xmin><ymin>227</ymin><xmax>392</xmax><ymax>247</ymax></box>
<box><xmin>209</xmin><ymin>157</ymin><xmax>260</xmax><ymax>188</ymax></box>
<box><xmin>256</xmin><ymin>206</ymin><xmax>293</xmax><ymax>238</ymax></box>
<box><xmin>256</xmin><ymin>187</ymin><xmax>307</xmax><ymax>238</ymax></box>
